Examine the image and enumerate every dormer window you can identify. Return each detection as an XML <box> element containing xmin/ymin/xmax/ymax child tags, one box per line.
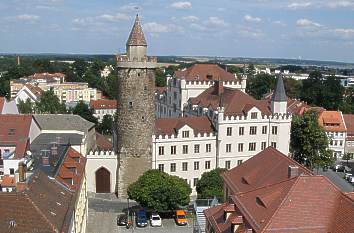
<box><xmin>182</xmin><ymin>131</ymin><xmax>189</xmax><ymax>138</ymax></box>
<box><xmin>251</xmin><ymin>112</ymin><xmax>257</xmax><ymax>119</ymax></box>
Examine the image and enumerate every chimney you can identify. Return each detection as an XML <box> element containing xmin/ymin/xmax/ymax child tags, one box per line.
<box><xmin>18</xmin><ymin>162</ymin><xmax>26</xmax><ymax>182</ymax></box>
<box><xmin>288</xmin><ymin>165</ymin><xmax>299</xmax><ymax>178</ymax></box>
<box><xmin>16</xmin><ymin>162</ymin><xmax>27</xmax><ymax>192</ymax></box>
<box><xmin>214</xmin><ymin>80</ymin><xmax>224</xmax><ymax>96</ymax></box>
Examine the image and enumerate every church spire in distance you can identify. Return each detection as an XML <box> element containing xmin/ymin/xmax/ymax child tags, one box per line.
<box><xmin>126</xmin><ymin>14</ymin><xmax>147</xmax><ymax>47</ymax></box>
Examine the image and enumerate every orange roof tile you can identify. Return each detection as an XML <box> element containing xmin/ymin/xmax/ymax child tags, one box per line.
<box><xmin>1</xmin><ymin>175</ymin><xmax>16</xmax><ymax>187</ymax></box>
<box><xmin>343</xmin><ymin>114</ymin><xmax>354</xmax><ymax>137</ymax></box>
<box><xmin>90</xmin><ymin>99</ymin><xmax>117</xmax><ymax>109</ymax></box>
<box><xmin>155</xmin><ymin>116</ymin><xmax>215</xmax><ymax>136</ymax></box>
<box><xmin>96</xmin><ymin>132</ymin><xmax>113</xmax><ymax>151</ymax></box>
<box><xmin>318</xmin><ymin>111</ymin><xmax>346</xmax><ymax>132</ymax></box>
<box><xmin>175</xmin><ymin>64</ymin><xmax>236</xmax><ymax>82</ymax></box>
<box><xmin>24</xmin><ymin>84</ymin><xmax>43</xmax><ymax>98</ymax></box>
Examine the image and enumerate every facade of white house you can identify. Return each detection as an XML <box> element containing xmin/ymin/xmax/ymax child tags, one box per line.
<box><xmin>152</xmin><ymin>124</ymin><xmax>217</xmax><ymax>195</ymax></box>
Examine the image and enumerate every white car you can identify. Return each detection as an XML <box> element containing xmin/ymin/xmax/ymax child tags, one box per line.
<box><xmin>349</xmin><ymin>176</ymin><xmax>354</xmax><ymax>184</ymax></box>
<box><xmin>150</xmin><ymin>213</ymin><xmax>162</xmax><ymax>227</ymax></box>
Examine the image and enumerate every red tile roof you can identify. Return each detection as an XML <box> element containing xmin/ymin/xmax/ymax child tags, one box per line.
<box><xmin>55</xmin><ymin>147</ymin><xmax>86</xmax><ymax>191</ymax></box>
<box><xmin>175</xmin><ymin>64</ymin><xmax>236</xmax><ymax>82</ymax></box>
<box><xmin>155</xmin><ymin>116</ymin><xmax>215</xmax><ymax>136</ymax></box>
<box><xmin>190</xmin><ymin>83</ymin><xmax>271</xmax><ymax>117</ymax></box>
<box><xmin>96</xmin><ymin>132</ymin><xmax>113</xmax><ymax>150</ymax></box>
<box><xmin>223</xmin><ymin>147</ymin><xmax>313</xmax><ymax>195</ymax></box>
<box><xmin>343</xmin><ymin>114</ymin><xmax>354</xmax><ymax>139</ymax></box>
<box><xmin>156</xmin><ymin>86</ymin><xmax>167</xmax><ymax>95</ymax></box>
<box><xmin>0</xmin><ymin>171</ymin><xmax>74</xmax><ymax>233</ymax></box>
<box><xmin>318</xmin><ymin>111</ymin><xmax>346</xmax><ymax>132</ymax></box>
<box><xmin>90</xmin><ymin>99</ymin><xmax>117</xmax><ymax>109</ymax></box>
<box><xmin>0</xmin><ymin>114</ymin><xmax>32</xmax><ymax>159</ymax></box>
<box><xmin>24</xmin><ymin>84</ymin><xmax>44</xmax><ymax>98</ymax></box>
<box><xmin>205</xmin><ymin>148</ymin><xmax>354</xmax><ymax>233</ymax></box>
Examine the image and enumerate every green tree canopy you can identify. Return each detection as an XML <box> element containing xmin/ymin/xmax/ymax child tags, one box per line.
<box><xmin>155</xmin><ymin>68</ymin><xmax>166</xmax><ymax>87</ymax></box>
<box><xmin>246</xmin><ymin>73</ymin><xmax>276</xmax><ymax>99</ymax></box>
<box><xmin>72</xmin><ymin>101</ymin><xmax>98</xmax><ymax>124</ymax></box>
<box><xmin>127</xmin><ymin>170</ymin><xmax>191</xmax><ymax>211</ymax></box>
<box><xmin>283</xmin><ymin>78</ymin><xmax>301</xmax><ymax>99</ymax></box>
<box><xmin>300</xmin><ymin>71</ymin><xmax>344</xmax><ymax>110</ymax></box>
<box><xmin>196</xmin><ymin>168</ymin><xmax>226</xmax><ymax>201</ymax></box>
<box><xmin>35</xmin><ymin>89</ymin><xmax>67</xmax><ymax>114</ymax></box>
<box><xmin>17</xmin><ymin>99</ymin><xmax>34</xmax><ymax>114</ymax></box>
<box><xmin>290</xmin><ymin>110</ymin><xmax>335</xmax><ymax>169</ymax></box>
<box><xmin>97</xmin><ymin>114</ymin><xmax>113</xmax><ymax>135</ymax></box>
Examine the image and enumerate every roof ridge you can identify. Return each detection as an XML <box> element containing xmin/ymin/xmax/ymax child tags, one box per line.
<box><xmin>261</xmin><ymin>176</ymin><xmax>301</xmax><ymax>232</ymax></box>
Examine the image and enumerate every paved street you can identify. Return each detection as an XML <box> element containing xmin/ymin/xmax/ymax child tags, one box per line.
<box><xmin>317</xmin><ymin>168</ymin><xmax>354</xmax><ymax>192</ymax></box>
<box><xmin>87</xmin><ymin>192</ymin><xmax>194</xmax><ymax>233</ymax></box>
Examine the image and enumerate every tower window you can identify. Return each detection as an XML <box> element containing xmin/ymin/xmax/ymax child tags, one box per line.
<box><xmin>129</xmin><ymin>102</ymin><xmax>133</xmax><ymax>108</ymax></box>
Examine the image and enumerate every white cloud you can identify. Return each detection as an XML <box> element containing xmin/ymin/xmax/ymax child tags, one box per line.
<box><xmin>16</xmin><ymin>14</ymin><xmax>40</xmax><ymax>23</ymax></box>
<box><xmin>170</xmin><ymin>1</ymin><xmax>192</xmax><ymax>9</ymax></box>
<box><xmin>120</xmin><ymin>4</ymin><xmax>141</xmax><ymax>12</ymax></box>
<box><xmin>327</xmin><ymin>1</ymin><xmax>354</xmax><ymax>8</ymax></box>
<box><xmin>97</xmin><ymin>13</ymin><xmax>130</xmax><ymax>22</ymax></box>
<box><xmin>296</xmin><ymin>18</ymin><xmax>322</xmax><ymax>27</ymax></box>
<box><xmin>244</xmin><ymin>14</ymin><xmax>262</xmax><ymax>22</ymax></box>
<box><xmin>205</xmin><ymin>16</ymin><xmax>227</xmax><ymax>27</ymax></box>
<box><xmin>182</xmin><ymin>15</ymin><xmax>199</xmax><ymax>22</ymax></box>
<box><xmin>239</xmin><ymin>28</ymin><xmax>264</xmax><ymax>39</ymax></box>
<box><xmin>273</xmin><ymin>20</ymin><xmax>287</xmax><ymax>27</ymax></box>
<box><xmin>143</xmin><ymin>22</ymin><xmax>169</xmax><ymax>33</ymax></box>
<box><xmin>334</xmin><ymin>28</ymin><xmax>354</xmax><ymax>39</ymax></box>
<box><xmin>288</xmin><ymin>2</ymin><xmax>312</xmax><ymax>10</ymax></box>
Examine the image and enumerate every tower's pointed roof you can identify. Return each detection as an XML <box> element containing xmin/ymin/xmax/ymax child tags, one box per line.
<box><xmin>126</xmin><ymin>15</ymin><xmax>147</xmax><ymax>46</ymax></box>
<box><xmin>272</xmin><ymin>75</ymin><xmax>287</xmax><ymax>102</ymax></box>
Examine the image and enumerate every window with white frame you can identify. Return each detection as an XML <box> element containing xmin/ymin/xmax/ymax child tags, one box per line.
<box><xmin>182</xmin><ymin>131</ymin><xmax>189</xmax><ymax>138</ymax></box>
<box><xmin>271</xmin><ymin>142</ymin><xmax>277</xmax><ymax>148</ymax></box>
<box><xmin>194</xmin><ymin>144</ymin><xmax>200</xmax><ymax>153</ymax></box>
<box><xmin>262</xmin><ymin>126</ymin><xmax>267</xmax><ymax>134</ymax></box>
<box><xmin>182</xmin><ymin>162</ymin><xmax>188</xmax><ymax>171</ymax></box>
<box><xmin>237</xmin><ymin>160</ymin><xmax>243</xmax><ymax>166</ymax></box>
<box><xmin>205</xmin><ymin>161</ymin><xmax>211</xmax><ymax>169</ymax></box>
<box><xmin>170</xmin><ymin>163</ymin><xmax>176</xmax><ymax>172</ymax></box>
<box><xmin>249</xmin><ymin>126</ymin><xmax>257</xmax><ymax>135</ymax></box>
<box><xmin>239</xmin><ymin>127</ymin><xmax>244</xmax><ymax>135</ymax></box>
<box><xmin>227</xmin><ymin>127</ymin><xmax>232</xmax><ymax>136</ymax></box>
<box><xmin>158</xmin><ymin>146</ymin><xmax>164</xmax><ymax>155</ymax></box>
<box><xmin>272</xmin><ymin>126</ymin><xmax>278</xmax><ymax>135</ymax></box>
<box><xmin>251</xmin><ymin>112</ymin><xmax>257</xmax><ymax>119</ymax></box>
<box><xmin>206</xmin><ymin>144</ymin><xmax>211</xmax><ymax>152</ymax></box>
<box><xmin>226</xmin><ymin>144</ymin><xmax>232</xmax><ymax>153</ymax></box>
<box><xmin>238</xmin><ymin>143</ymin><xmax>244</xmax><ymax>152</ymax></box>
<box><xmin>158</xmin><ymin>164</ymin><xmax>164</xmax><ymax>172</ymax></box>
<box><xmin>225</xmin><ymin>161</ymin><xmax>231</xmax><ymax>169</ymax></box>
<box><xmin>171</xmin><ymin>146</ymin><xmax>176</xmax><ymax>155</ymax></box>
<box><xmin>183</xmin><ymin>145</ymin><xmax>188</xmax><ymax>154</ymax></box>
<box><xmin>249</xmin><ymin>142</ymin><xmax>256</xmax><ymax>151</ymax></box>
<box><xmin>194</xmin><ymin>161</ymin><xmax>199</xmax><ymax>170</ymax></box>
<box><xmin>261</xmin><ymin>142</ymin><xmax>267</xmax><ymax>150</ymax></box>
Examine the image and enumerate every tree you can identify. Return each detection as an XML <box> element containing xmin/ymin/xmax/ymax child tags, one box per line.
<box><xmin>72</xmin><ymin>101</ymin><xmax>98</xmax><ymax>124</ymax></box>
<box><xmin>196</xmin><ymin>168</ymin><xmax>226</xmax><ymax>201</ymax></box>
<box><xmin>17</xmin><ymin>99</ymin><xmax>34</xmax><ymax>114</ymax></box>
<box><xmin>290</xmin><ymin>110</ymin><xmax>335</xmax><ymax>169</ymax></box>
<box><xmin>127</xmin><ymin>170</ymin><xmax>191</xmax><ymax>211</ymax></box>
<box><xmin>35</xmin><ymin>89</ymin><xmax>67</xmax><ymax>114</ymax></box>
<box><xmin>342</xmin><ymin>153</ymin><xmax>353</xmax><ymax>166</ymax></box>
<box><xmin>246</xmin><ymin>73</ymin><xmax>276</xmax><ymax>99</ymax></box>
<box><xmin>283</xmin><ymin>78</ymin><xmax>301</xmax><ymax>99</ymax></box>
<box><xmin>155</xmin><ymin>68</ymin><xmax>166</xmax><ymax>87</ymax></box>
<box><xmin>97</xmin><ymin>114</ymin><xmax>113</xmax><ymax>135</ymax></box>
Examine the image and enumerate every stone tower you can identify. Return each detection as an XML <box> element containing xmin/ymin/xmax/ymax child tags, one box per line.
<box><xmin>116</xmin><ymin>15</ymin><xmax>157</xmax><ymax>197</ymax></box>
<box><xmin>271</xmin><ymin>75</ymin><xmax>287</xmax><ymax>114</ymax></box>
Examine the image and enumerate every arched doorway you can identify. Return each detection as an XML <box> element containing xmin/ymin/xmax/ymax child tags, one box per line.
<box><xmin>95</xmin><ymin>167</ymin><xmax>111</xmax><ymax>193</ymax></box>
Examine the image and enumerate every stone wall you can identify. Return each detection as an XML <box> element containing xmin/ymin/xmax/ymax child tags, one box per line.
<box><xmin>116</xmin><ymin>67</ymin><xmax>155</xmax><ymax>197</ymax></box>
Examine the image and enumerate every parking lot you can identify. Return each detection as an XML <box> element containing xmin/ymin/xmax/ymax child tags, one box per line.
<box><xmin>118</xmin><ymin>218</ymin><xmax>193</xmax><ymax>233</ymax></box>
<box><xmin>87</xmin><ymin>193</ymin><xmax>194</xmax><ymax>233</ymax></box>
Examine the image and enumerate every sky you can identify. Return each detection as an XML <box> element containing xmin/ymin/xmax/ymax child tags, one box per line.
<box><xmin>0</xmin><ymin>0</ymin><xmax>354</xmax><ymax>62</ymax></box>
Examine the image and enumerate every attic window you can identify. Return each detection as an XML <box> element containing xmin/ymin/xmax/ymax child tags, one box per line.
<box><xmin>182</xmin><ymin>131</ymin><xmax>189</xmax><ymax>138</ymax></box>
<box><xmin>251</xmin><ymin>112</ymin><xmax>257</xmax><ymax>119</ymax></box>
<box><xmin>8</xmin><ymin>129</ymin><xmax>16</xmax><ymax>135</ymax></box>
<box><xmin>206</xmin><ymin>74</ymin><xmax>213</xmax><ymax>79</ymax></box>
<box><xmin>241</xmin><ymin>177</ymin><xmax>249</xmax><ymax>184</ymax></box>
<box><xmin>256</xmin><ymin>197</ymin><xmax>267</xmax><ymax>208</ymax></box>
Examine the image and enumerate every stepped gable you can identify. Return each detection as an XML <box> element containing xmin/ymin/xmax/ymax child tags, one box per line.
<box><xmin>155</xmin><ymin>116</ymin><xmax>215</xmax><ymax>136</ymax></box>
<box><xmin>175</xmin><ymin>64</ymin><xmax>236</xmax><ymax>82</ymax></box>
<box><xmin>126</xmin><ymin>15</ymin><xmax>147</xmax><ymax>46</ymax></box>
<box><xmin>189</xmin><ymin>84</ymin><xmax>271</xmax><ymax>116</ymax></box>
<box><xmin>223</xmin><ymin>147</ymin><xmax>312</xmax><ymax>194</ymax></box>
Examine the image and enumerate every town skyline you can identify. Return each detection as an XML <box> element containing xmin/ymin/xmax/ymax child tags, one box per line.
<box><xmin>1</xmin><ymin>0</ymin><xmax>354</xmax><ymax>62</ymax></box>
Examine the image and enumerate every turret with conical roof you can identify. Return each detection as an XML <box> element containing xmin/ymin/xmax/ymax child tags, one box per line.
<box><xmin>126</xmin><ymin>15</ymin><xmax>147</xmax><ymax>61</ymax></box>
<box><xmin>271</xmin><ymin>75</ymin><xmax>287</xmax><ymax>114</ymax></box>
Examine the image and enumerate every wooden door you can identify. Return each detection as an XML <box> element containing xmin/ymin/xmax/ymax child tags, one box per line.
<box><xmin>96</xmin><ymin>167</ymin><xmax>110</xmax><ymax>193</ymax></box>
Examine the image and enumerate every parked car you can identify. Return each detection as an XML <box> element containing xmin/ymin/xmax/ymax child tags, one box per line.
<box><xmin>150</xmin><ymin>212</ymin><xmax>162</xmax><ymax>227</ymax></box>
<box><xmin>136</xmin><ymin>210</ymin><xmax>148</xmax><ymax>228</ymax></box>
<box><xmin>334</xmin><ymin>164</ymin><xmax>345</xmax><ymax>172</ymax></box>
<box><xmin>344</xmin><ymin>173</ymin><xmax>352</xmax><ymax>181</ymax></box>
<box><xmin>175</xmin><ymin>210</ymin><xmax>188</xmax><ymax>226</ymax></box>
<box><xmin>349</xmin><ymin>176</ymin><xmax>354</xmax><ymax>184</ymax></box>
<box><xmin>117</xmin><ymin>214</ymin><xmax>127</xmax><ymax>226</ymax></box>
